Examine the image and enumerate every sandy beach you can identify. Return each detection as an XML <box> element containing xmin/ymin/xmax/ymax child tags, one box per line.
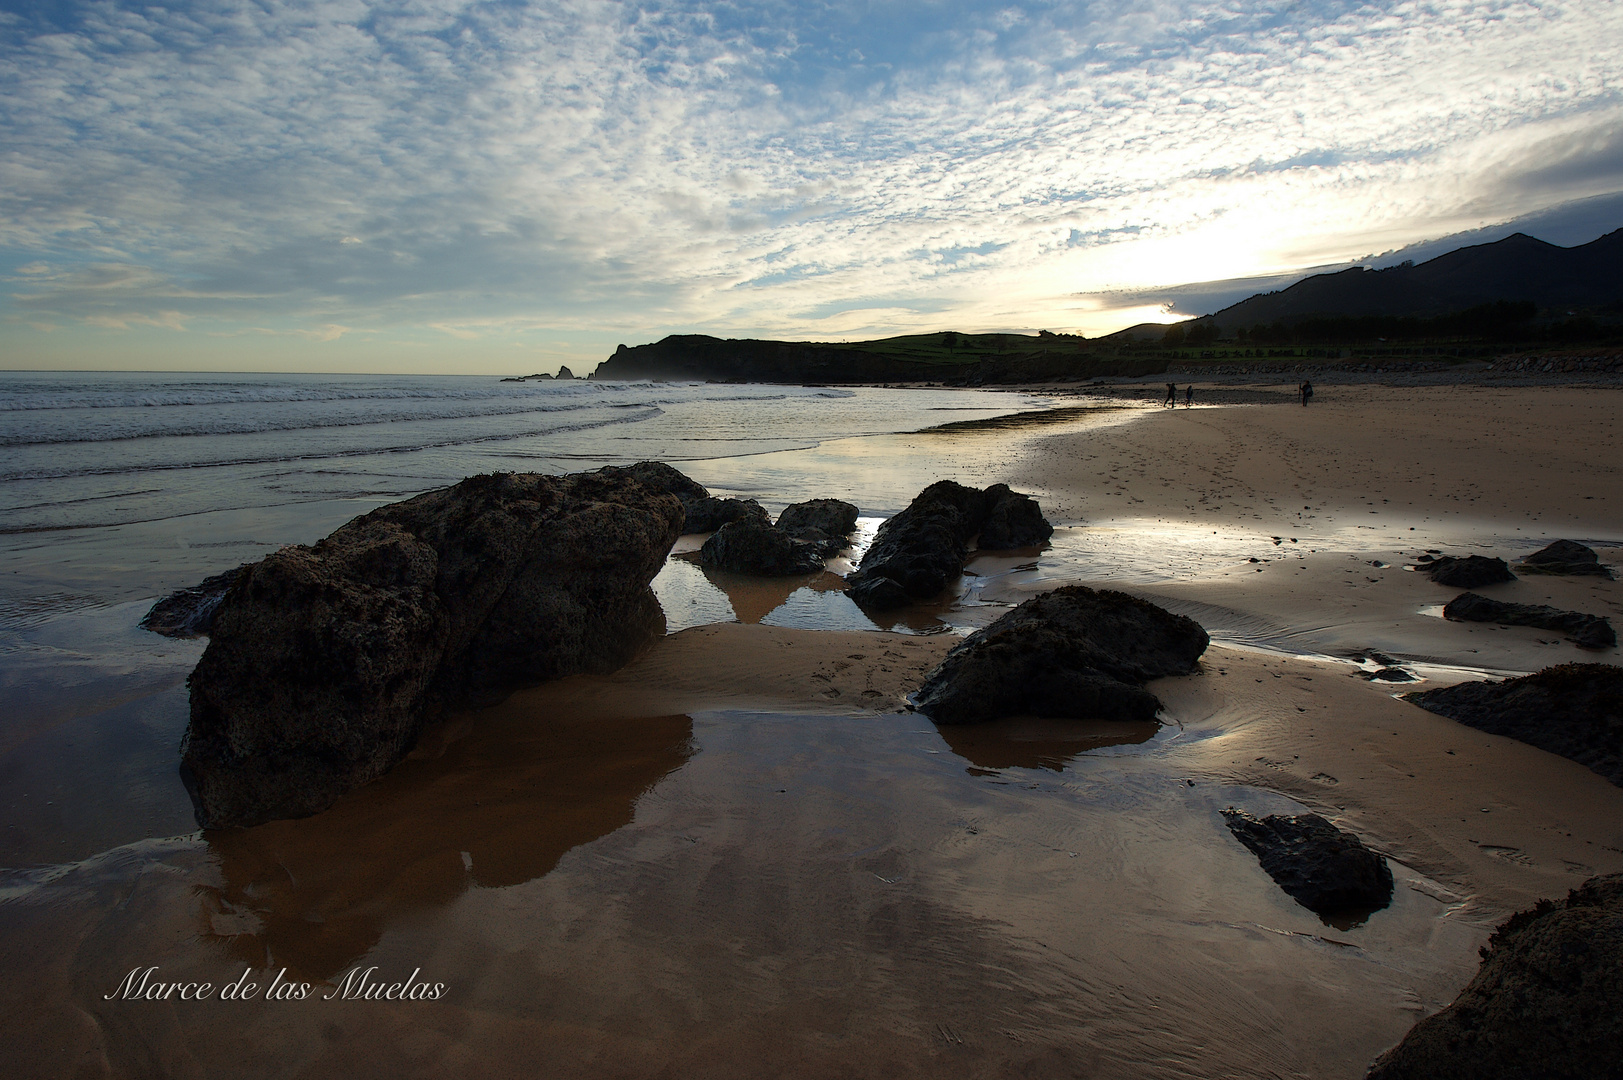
<box><xmin>3</xmin><ymin>378</ymin><xmax>1620</xmax><ymax>1078</ymax></box>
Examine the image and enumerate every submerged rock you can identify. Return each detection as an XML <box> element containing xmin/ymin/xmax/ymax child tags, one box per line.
<box><xmin>699</xmin><ymin>517</ymin><xmax>827</xmax><ymax>577</ymax></box>
<box><xmin>911</xmin><ymin>585</ymin><xmax>1208</xmax><ymax>725</ymax></box>
<box><xmin>776</xmin><ymin>498</ymin><xmax>860</xmax><ymax>557</ymax></box>
<box><xmin>1221</xmin><ymin>809</ymin><xmax>1394</xmax><ymax>920</ymax></box>
<box><xmin>183</xmin><ymin>470</ymin><xmax>682</xmax><ymax>829</ymax></box>
<box><xmin>1427</xmin><ymin>554</ymin><xmax>1515</xmax><ymax>588</ymax></box>
<box><xmin>140</xmin><ymin>565</ymin><xmax>251</xmax><ymax>638</ymax></box>
<box><xmin>1443</xmin><ymin>591</ymin><xmax>1616</xmax><ymax>649</ymax></box>
<box><xmin>1404</xmin><ymin>663</ymin><xmax>1623</xmax><ymax>786</ymax></box>
<box><xmin>1366</xmin><ymin>873</ymin><xmax>1623</xmax><ymax>1080</ymax></box>
<box><xmin>846</xmin><ymin>480</ymin><xmax>1053</xmax><ymax>609</ymax></box>
<box><xmin>1518</xmin><ymin>538</ymin><xmax>1614</xmax><ymax>578</ymax></box>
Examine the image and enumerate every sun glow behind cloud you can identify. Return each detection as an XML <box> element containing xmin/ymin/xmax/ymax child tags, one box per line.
<box><xmin>2</xmin><ymin>0</ymin><xmax>1621</xmax><ymax>371</ymax></box>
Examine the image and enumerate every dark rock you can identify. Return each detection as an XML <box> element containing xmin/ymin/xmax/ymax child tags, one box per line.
<box><xmin>1428</xmin><ymin>554</ymin><xmax>1515</xmax><ymax>588</ymax></box>
<box><xmin>685</xmin><ymin>496</ymin><xmax>771</xmax><ymax>534</ymax></box>
<box><xmin>1404</xmin><ymin>663</ymin><xmax>1623</xmax><ymax>786</ymax></box>
<box><xmin>699</xmin><ymin>517</ymin><xmax>827</xmax><ymax>577</ymax></box>
<box><xmin>846</xmin><ymin>480</ymin><xmax>986</xmax><ymax>608</ymax></box>
<box><xmin>776</xmin><ymin>498</ymin><xmax>859</xmax><ymax>556</ymax></box>
<box><xmin>846</xmin><ymin>480</ymin><xmax>1052</xmax><ymax>609</ymax></box>
<box><xmin>1518</xmin><ymin>538</ymin><xmax>1614</xmax><ymax>578</ymax></box>
<box><xmin>556</xmin><ymin>365</ymin><xmax>575</xmax><ymax>379</ymax></box>
<box><xmin>595</xmin><ymin>460</ymin><xmax>769</xmax><ymax>535</ymax></box>
<box><xmin>979</xmin><ymin>484</ymin><xmax>1055</xmax><ymax>549</ymax></box>
<box><xmin>1366</xmin><ymin>873</ymin><xmax>1623</xmax><ymax>1080</ymax></box>
<box><xmin>910</xmin><ymin>585</ymin><xmax>1208</xmax><ymax>725</ymax></box>
<box><xmin>1221</xmin><ymin>809</ymin><xmax>1394</xmax><ymax>920</ymax></box>
<box><xmin>1443</xmin><ymin>591</ymin><xmax>1616</xmax><ymax>648</ymax></box>
<box><xmin>182</xmin><ymin>470</ymin><xmax>682</xmax><ymax>829</ymax></box>
<box><xmin>140</xmin><ymin>565</ymin><xmax>251</xmax><ymax>638</ymax></box>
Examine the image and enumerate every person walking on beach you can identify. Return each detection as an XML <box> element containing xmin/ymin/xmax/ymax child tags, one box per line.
<box><xmin>1165</xmin><ymin>382</ymin><xmax>1177</xmax><ymax>407</ymax></box>
<box><xmin>1184</xmin><ymin>385</ymin><xmax>1194</xmax><ymax>408</ymax></box>
<box><xmin>1299</xmin><ymin>379</ymin><xmax>1313</xmax><ymax>406</ymax></box>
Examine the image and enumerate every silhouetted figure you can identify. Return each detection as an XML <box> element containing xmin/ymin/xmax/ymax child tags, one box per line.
<box><xmin>1184</xmin><ymin>385</ymin><xmax>1194</xmax><ymax>407</ymax></box>
<box><xmin>1165</xmin><ymin>382</ymin><xmax>1176</xmax><ymax>407</ymax></box>
<box><xmin>1300</xmin><ymin>380</ymin><xmax>1314</xmax><ymax>406</ymax></box>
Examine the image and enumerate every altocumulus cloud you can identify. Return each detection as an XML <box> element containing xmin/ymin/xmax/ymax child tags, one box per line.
<box><xmin>2</xmin><ymin>0</ymin><xmax>1620</xmax><ymax>366</ymax></box>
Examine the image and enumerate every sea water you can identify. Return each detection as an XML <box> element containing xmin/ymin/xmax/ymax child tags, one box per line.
<box><xmin>0</xmin><ymin>370</ymin><xmax>1067</xmax><ymax>865</ymax></box>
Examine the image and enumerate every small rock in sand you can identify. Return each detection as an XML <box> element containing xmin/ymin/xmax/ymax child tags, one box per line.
<box><xmin>1221</xmin><ymin>809</ymin><xmax>1394</xmax><ymax>921</ymax></box>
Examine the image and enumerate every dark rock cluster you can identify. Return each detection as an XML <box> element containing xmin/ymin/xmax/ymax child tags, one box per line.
<box><xmin>846</xmin><ymin>481</ymin><xmax>1054</xmax><ymax>609</ymax></box>
<box><xmin>182</xmin><ymin>470</ymin><xmax>682</xmax><ymax>828</ymax></box>
<box><xmin>1443</xmin><ymin>591</ymin><xmax>1616</xmax><ymax>649</ymax></box>
<box><xmin>910</xmin><ymin>585</ymin><xmax>1208</xmax><ymax>725</ymax></box>
<box><xmin>1221</xmin><ymin>809</ymin><xmax>1394</xmax><ymax>921</ymax></box>
<box><xmin>1366</xmin><ymin>873</ymin><xmax>1623</xmax><ymax>1080</ymax></box>
<box><xmin>1404</xmin><ymin>663</ymin><xmax>1623</xmax><ymax>786</ymax></box>
<box><xmin>699</xmin><ymin>498</ymin><xmax>861</xmax><ymax>576</ymax></box>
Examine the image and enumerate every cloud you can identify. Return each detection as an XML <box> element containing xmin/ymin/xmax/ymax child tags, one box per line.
<box><xmin>2</xmin><ymin>0</ymin><xmax>1621</xmax><ymax>357</ymax></box>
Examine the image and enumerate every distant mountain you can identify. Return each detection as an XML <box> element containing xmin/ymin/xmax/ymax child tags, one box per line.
<box><xmin>1185</xmin><ymin>229</ymin><xmax>1623</xmax><ymax>331</ymax></box>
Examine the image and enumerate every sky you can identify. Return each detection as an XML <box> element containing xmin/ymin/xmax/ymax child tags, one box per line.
<box><xmin>2</xmin><ymin>0</ymin><xmax>1621</xmax><ymax>375</ymax></box>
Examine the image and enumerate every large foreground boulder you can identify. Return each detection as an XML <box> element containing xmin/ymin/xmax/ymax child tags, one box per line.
<box><xmin>595</xmin><ymin>460</ymin><xmax>767</xmax><ymax>534</ymax></box>
<box><xmin>1443</xmin><ymin>592</ymin><xmax>1616</xmax><ymax>649</ymax></box>
<box><xmin>182</xmin><ymin>471</ymin><xmax>683</xmax><ymax>828</ymax></box>
<box><xmin>1404</xmin><ymin>663</ymin><xmax>1623</xmax><ymax>786</ymax></box>
<box><xmin>846</xmin><ymin>480</ymin><xmax>1053</xmax><ymax>609</ymax></box>
<box><xmin>1366</xmin><ymin>873</ymin><xmax>1623</xmax><ymax>1080</ymax></box>
<box><xmin>911</xmin><ymin>585</ymin><xmax>1208</xmax><ymax>724</ymax></box>
<box><xmin>1428</xmin><ymin>554</ymin><xmax>1515</xmax><ymax>588</ymax></box>
<box><xmin>1221</xmin><ymin>809</ymin><xmax>1394</xmax><ymax>921</ymax></box>
<box><xmin>1518</xmin><ymin>538</ymin><xmax>1614</xmax><ymax>578</ymax></box>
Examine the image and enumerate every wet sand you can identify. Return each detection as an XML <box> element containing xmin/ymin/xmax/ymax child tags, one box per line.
<box><xmin>4</xmin><ymin>380</ymin><xmax>1623</xmax><ymax>1078</ymax></box>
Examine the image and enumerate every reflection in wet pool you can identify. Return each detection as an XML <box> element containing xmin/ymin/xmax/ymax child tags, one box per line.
<box><xmin>0</xmin><ymin>705</ymin><xmax>1484</xmax><ymax>1079</ymax></box>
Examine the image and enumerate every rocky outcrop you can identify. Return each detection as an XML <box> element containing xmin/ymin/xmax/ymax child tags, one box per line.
<box><xmin>699</xmin><ymin>518</ymin><xmax>827</xmax><ymax>577</ymax></box>
<box><xmin>1518</xmin><ymin>538</ymin><xmax>1614</xmax><ymax>578</ymax></box>
<box><xmin>596</xmin><ymin>461</ymin><xmax>768</xmax><ymax>534</ymax></box>
<box><xmin>1221</xmin><ymin>810</ymin><xmax>1394</xmax><ymax>921</ymax></box>
<box><xmin>910</xmin><ymin>585</ymin><xmax>1208</xmax><ymax>725</ymax></box>
<box><xmin>182</xmin><ymin>470</ymin><xmax>683</xmax><ymax>829</ymax></box>
<box><xmin>1443</xmin><ymin>591</ymin><xmax>1616</xmax><ymax>649</ymax></box>
<box><xmin>1404</xmin><ymin>664</ymin><xmax>1623</xmax><ymax>786</ymax></box>
<box><xmin>1366</xmin><ymin>873</ymin><xmax>1623</xmax><ymax>1080</ymax></box>
<box><xmin>846</xmin><ymin>480</ymin><xmax>1053</xmax><ymax>609</ymax></box>
<box><xmin>1428</xmin><ymin>554</ymin><xmax>1515</xmax><ymax>588</ymax></box>
<box><xmin>777</xmin><ymin>498</ymin><xmax>860</xmax><ymax>557</ymax></box>
<box><xmin>141</xmin><ymin>565</ymin><xmax>250</xmax><ymax>638</ymax></box>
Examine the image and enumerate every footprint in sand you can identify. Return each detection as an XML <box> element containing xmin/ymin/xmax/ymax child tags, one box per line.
<box><xmin>1478</xmin><ymin>844</ymin><xmax>1533</xmax><ymax>866</ymax></box>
